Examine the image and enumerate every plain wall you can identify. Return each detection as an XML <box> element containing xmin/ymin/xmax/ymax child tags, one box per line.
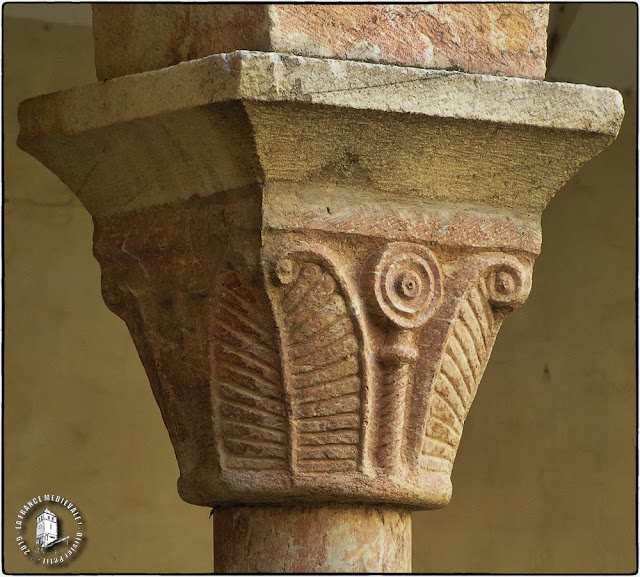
<box><xmin>3</xmin><ymin>4</ymin><xmax>636</xmax><ymax>573</ymax></box>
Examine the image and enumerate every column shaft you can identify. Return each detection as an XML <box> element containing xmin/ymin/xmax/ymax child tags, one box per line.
<box><xmin>214</xmin><ymin>505</ymin><xmax>411</xmax><ymax>573</ymax></box>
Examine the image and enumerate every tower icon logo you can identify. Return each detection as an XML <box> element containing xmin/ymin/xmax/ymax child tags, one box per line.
<box><xmin>14</xmin><ymin>494</ymin><xmax>84</xmax><ymax>566</ymax></box>
<box><xmin>35</xmin><ymin>508</ymin><xmax>69</xmax><ymax>552</ymax></box>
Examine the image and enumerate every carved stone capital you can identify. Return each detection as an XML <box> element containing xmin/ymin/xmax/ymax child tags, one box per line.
<box><xmin>19</xmin><ymin>51</ymin><xmax>623</xmax><ymax>511</ymax></box>
<box><xmin>91</xmin><ymin>198</ymin><xmax>537</xmax><ymax>508</ymax></box>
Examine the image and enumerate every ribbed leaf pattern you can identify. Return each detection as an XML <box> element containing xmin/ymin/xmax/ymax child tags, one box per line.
<box><xmin>422</xmin><ymin>284</ymin><xmax>496</xmax><ymax>473</ymax></box>
<box><xmin>214</xmin><ymin>267</ymin><xmax>288</xmax><ymax>471</ymax></box>
<box><xmin>281</xmin><ymin>262</ymin><xmax>362</xmax><ymax>473</ymax></box>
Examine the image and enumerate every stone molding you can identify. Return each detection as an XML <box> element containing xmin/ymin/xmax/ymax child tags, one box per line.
<box><xmin>17</xmin><ymin>52</ymin><xmax>622</xmax><ymax>222</ymax></box>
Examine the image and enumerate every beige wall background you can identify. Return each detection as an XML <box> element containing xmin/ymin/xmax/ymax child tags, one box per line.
<box><xmin>3</xmin><ymin>4</ymin><xmax>636</xmax><ymax>573</ymax></box>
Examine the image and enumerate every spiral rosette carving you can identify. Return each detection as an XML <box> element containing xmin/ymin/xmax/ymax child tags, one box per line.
<box><xmin>362</xmin><ymin>243</ymin><xmax>444</xmax><ymax>469</ymax></box>
<box><xmin>483</xmin><ymin>260</ymin><xmax>531</xmax><ymax>309</ymax></box>
<box><xmin>367</xmin><ymin>242</ymin><xmax>443</xmax><ymax>329</ymax></box>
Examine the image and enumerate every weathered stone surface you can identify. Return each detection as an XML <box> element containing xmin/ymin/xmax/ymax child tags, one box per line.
<box><xmin>17</xmin><ymin>51</ymin><xmax>624</xmax><ymax>511</ymax></box>
<box><xmin>269</xmin><ymin>4</ymin><xmax>549</xmax><ymax>79</ymax></box>
<box><xmin>214</xmin><ymin>505</ymin><xmax>411</xmax><ymax>573</ymax></box>
<box><xmin>92</xmin><ymin>4</ymin><xmax>549</xmax><ymax>80</ymax></box>
<box><xmin>90</xmin><ymin>199</ymin><xmax>534</xmax><ymax>508</ymax></box>
<box><xmin>17</xmin><ymin>52</ymin><xmax>623</xmax><ymax>220</ymax></box>
<box><xmin>92</xmin><ymin>4</ymin><xmax>270</xmax><ymax>81</ymax></box>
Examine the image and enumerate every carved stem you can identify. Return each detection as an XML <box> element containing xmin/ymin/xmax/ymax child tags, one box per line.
<box><xmin>376</xmin><ymin>329</ymin><xmax>418</xmax><ymax>469</ymax></box>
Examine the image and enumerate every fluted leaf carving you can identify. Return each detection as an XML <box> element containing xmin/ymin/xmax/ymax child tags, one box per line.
<box><xmin>94</xmin><ymin>206</ymin><xmax>536</xmax><ymax>508</ymax></box>
<box><xmin>273</xmin><ymin>248</ymin><xmax>367</xmax><ymax>473</ymax></box>
<box><xmin>212</xmin><ymin>248</ymin><xmax>367</xmax><ymax>474</ymax></box>
<box><xmin>421</xmin><ymin>254</ymin><xmax>532</xmax><ymax>473</ymax></box>
<box><xmin>213</xmin><ymin>265</ymin><xmax>289</xmax><ymax>471</ymax></box>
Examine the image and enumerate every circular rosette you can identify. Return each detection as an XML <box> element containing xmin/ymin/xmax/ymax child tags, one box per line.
<box><xmin>366</xmin><ymin>243</ymin><xmax>443</xmax><ymax>329</ymax></box>
<box><xmin>482</xmin><ymin>258</ymin><xmax>531</xmax><ymax>309</ymax></box>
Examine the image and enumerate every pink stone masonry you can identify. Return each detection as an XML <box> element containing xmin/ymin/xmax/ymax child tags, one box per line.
<box><xmin>92</xmin><ymin>3</ymin><xmax>549</xmax><ymax>80</ymax></box>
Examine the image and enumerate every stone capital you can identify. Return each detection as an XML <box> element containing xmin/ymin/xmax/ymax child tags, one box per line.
<box><xmin>18</xmin><ymin>50</ymin><xmax>623</xmax><ymax>512</ymax></box>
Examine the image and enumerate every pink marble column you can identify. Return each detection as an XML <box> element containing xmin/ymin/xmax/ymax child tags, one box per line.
<box><xmin>214</xmin><ymin>505</ymin><xmax>411</xmax><ymax>573</ymax></box>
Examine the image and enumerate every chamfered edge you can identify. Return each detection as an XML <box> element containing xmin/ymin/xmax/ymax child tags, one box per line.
<box><xmin>17</xmin><ymin>51</ymin><xmax>624</xmax><ymax>145</ymax></box>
